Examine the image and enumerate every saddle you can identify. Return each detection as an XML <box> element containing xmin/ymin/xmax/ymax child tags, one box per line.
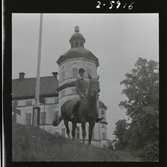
<box><xmin>71</xmin><ymin>98</ymin><xmax>83</xmax><ymax>120</ymax></box>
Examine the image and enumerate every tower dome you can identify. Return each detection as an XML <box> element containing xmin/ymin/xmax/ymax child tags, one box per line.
<box><xmin>57</xmin><ymin>26</ymin><xmax>99</xmax><ymax>67</ymax></box>
<box><xmin>69</xmin><ymin>26</ymin><xmax>85</xmax><ymax>46</ymax></box>
<box><xmin>71</xmin><ymin>26</ymin><xmax>84</xmax><ymax>38</ymax></box>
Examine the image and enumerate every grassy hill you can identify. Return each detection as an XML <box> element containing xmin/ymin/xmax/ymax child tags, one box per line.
<box><xmin>12</xmin><ymin>122</ymin><xmax>141</xmax><ymax>162</ymax></box>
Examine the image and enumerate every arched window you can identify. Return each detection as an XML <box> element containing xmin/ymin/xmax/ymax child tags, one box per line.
<box><xmin>75</xmin><ymin>41</ymin><xmax>79</xmax><ymax>47</ymax></box>
<box><xmin>72</xmin><ymin>63</ymin><xmax>79</xmax><ymax>78</ymax></box>
<box><xmin>80</xmin><ymin>42</ymin><xmax>83</xmax><ymax>47</ymax></box>
<box><xmin>71</xmin><ymin>43</ymin><xmax>74</xmax><ymax>48</ymax></box>
<box><xmin>73</xmin><ymin>68</ymin><xmax>78</xmax><ymax>78</ymax></box>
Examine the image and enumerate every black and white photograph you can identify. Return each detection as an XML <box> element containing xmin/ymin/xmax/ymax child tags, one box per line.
<box><xmin>11</xmin><ymin>13</ymin><xmax>160</xmax><ymax>162</ymax></box>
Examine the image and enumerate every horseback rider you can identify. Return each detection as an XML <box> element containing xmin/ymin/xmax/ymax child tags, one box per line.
<box><xmin>71</xmin><ymin>68</ymin><xmax>103</xmax><ymax>123</ymax></box>
<box><xmin>71</xmin><ymin>68</ymin><xmax>88</xmax><ymax>120</ymax></box>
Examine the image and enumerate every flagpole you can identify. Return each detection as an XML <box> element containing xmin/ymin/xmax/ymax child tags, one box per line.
<box><xmin>33</xmin><ymin>13</ymin><xmax>43</xmax><ymax>126</ymax></box>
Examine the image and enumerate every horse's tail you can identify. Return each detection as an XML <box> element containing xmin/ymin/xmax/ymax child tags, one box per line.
<box><xmin>52</xmin><ymin>114</ymin><xmax>63</xmax><ymax>126</ymax></box>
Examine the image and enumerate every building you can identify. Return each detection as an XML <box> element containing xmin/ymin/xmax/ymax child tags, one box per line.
<box><xmin>12</xmin><ymin>26</ymin><xmax>108</xmax><ymax>147</ymax></box>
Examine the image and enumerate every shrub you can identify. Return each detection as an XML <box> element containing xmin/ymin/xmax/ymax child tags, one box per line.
<box><xmin>137</xmin><ymin>141</ymin><xmax>159</xmax><ymax>161</ymax></box>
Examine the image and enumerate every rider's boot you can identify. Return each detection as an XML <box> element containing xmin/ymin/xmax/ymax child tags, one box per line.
<box><xmin>71</xmin><ymin>104</ymin><xmax>77</xmax><ymax>120</ymax></box>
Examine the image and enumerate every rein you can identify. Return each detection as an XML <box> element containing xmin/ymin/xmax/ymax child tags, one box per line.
<box><xmin>86</xmin><ymin>78</ymin><xmax>99</xmax><ymax>115</ymax></box>
<box><xmin>87</xmin><ymin>78</ymin><xmax>99</xmax><ymax>98</ymax></box>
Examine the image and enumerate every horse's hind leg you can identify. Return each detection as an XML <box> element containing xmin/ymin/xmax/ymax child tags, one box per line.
<box><xmin>64</xmin><ymin>119</ymin><xmax>70</xmax><ymax>139</ymax></box>
<box><xmin>81</xmin><ymin>117</ymin><xmax>86</xmax><ymax>144</ymax></box>
<box><xmin>71</xmin><ymin>122</ymin><xmax>77</xmax><ymax>140</ymax></box>
<box><xmin>88</xmin><ymin>121</ymin><xmax>95</xmax><ymax>145</ymax></box>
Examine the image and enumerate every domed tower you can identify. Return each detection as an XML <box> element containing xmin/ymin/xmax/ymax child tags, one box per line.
<box><xmin>56</xmin><ymin>27</ymin><xmax>108</xmax><ymax>147</ymax></box>
<box><xmin>57</xmin><ymin>26</ymin><xmax>99</xmax><ymax>107</ymax></box>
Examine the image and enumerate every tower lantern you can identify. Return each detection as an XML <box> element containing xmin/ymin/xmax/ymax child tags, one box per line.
<box><xmin>74</xmin><ymin>26</ymin><xmax>80</xmax><ymax>32</ymax></box>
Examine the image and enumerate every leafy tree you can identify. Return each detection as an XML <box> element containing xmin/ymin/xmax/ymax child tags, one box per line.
<box><xmin>107</xmin><ymin>140</ymin><xmax>115</xmax><ymax>150</ymax></box>
<box><xmin>113</xmin><ymin>119</ymin><xmax>129</xmax><ymax>150</ymax></box>
<box><xmin>119</xmin><ymin>58</ymin><xmax>159</xmax><ymax>160</ymax></box>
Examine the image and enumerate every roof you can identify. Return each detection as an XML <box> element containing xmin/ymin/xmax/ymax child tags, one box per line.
<box><xmin>71</xmin><ymin>32</ymin><xmax>83</xmax><ymax>38</ymax></box>
<box><xmin>12</xmin><ymin>76</ymin><xmax>59</xmax><ymax>99</ymax></box>
<box><xmin>63</xmin><ymin>47</ymin><xmax>91</xmax><ymax>56</ymax></box>
<box><xmin>57</xmin><ymin>51</ymin><xmax>99</xmax><ymax>67</ymax></box>
<box><xmin>98</xmin><ymin>100</ymin><xmax>107</xmax><ymax>110</ymax></box>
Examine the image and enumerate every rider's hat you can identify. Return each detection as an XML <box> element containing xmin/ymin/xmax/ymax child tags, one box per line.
<box><xmin>79</xmin><ymin>68</ymin><xmax>85</xmax><ymax>73</ymax></box>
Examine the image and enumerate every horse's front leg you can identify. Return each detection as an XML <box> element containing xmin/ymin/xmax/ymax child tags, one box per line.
<box><xmin>64</xmin><ymin>119</ymin><xmax>70</xmax><ymax>139</ymax></box>
<box><xmin>81</xmin><ymin>117</ymin><xmax>86</xmax><ymax>144</ymax></box>
<box><xmin>71</xmin><ymin>121</ymin><xmax>77</xmax><ymax>140</ymax></box>
<box><xmin>88</xmin><ymin>120</ymin><xmax>95</xmax><ymax>145</ymax></box>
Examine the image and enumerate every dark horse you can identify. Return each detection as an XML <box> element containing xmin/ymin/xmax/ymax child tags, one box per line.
<box><xmin>53</xmin><ymin>74</ymin><xmax>101</xmax><ymax>145</ymax></box>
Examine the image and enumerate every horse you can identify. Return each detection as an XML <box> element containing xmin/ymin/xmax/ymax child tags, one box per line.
<box><xmin>52</xmin><ymin>74</ymin><xmax>101</xmax><ymax>145</ymax></box>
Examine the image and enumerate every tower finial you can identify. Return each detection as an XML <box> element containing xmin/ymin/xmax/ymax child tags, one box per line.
<box><xmin>74</xmin><ymin>26</ymin><xmax>80</xmax><ymax>33</ymax></box>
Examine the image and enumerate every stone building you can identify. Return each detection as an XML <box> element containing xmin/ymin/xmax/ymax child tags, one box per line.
<box><xmin>12</xmin><ymin>26</ymin><xmax>108</xmax><ymax>147</ymax></box>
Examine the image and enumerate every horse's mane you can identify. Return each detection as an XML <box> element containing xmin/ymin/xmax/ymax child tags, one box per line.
<box><xmin>84</xmin><ymin>75</ymin><xmax>99</xmax><ymax>117</ymax></box>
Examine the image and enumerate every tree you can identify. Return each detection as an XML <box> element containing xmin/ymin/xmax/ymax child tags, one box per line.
<box><xmin>107</xmin><ymin>140</ymin><xmax>115</xmax><ymax>150</ymax></box>
<box><xmin>119</xmin><ymin>58</ymin><xmax>159</xmax><ymax>152</ymax></box>
<box><xmin>113</xmin><ymin>119</ymin><xmax>129</xmax><ymax>150</ymax></box>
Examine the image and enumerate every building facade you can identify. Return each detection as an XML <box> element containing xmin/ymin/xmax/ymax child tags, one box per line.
<box><xmin>12</xmin><ymin>27</ymin><xmax>108</xmax><ymax>147</ymax></box>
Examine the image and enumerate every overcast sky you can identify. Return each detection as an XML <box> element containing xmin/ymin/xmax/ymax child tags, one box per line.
<box><xmin>12</xmin><ymin>14</ymin><xmax>159</xmax><ymax>140</ymax></box>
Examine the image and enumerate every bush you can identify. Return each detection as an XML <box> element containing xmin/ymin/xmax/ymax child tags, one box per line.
<box><xmin>137</xmin><ymin>141</ymin><xmax>159</xmax><ymax>161</ymax></box>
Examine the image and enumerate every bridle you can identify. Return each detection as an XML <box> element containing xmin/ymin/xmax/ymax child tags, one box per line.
<box><xmin>87</xmin><ymin>78</ymin><xmax>100</xmax><ymax>97</ymax></box>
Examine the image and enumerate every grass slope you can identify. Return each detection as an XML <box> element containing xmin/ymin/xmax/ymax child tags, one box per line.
<box><xmin>12</xmin><ymin>123</ymin><xmax>141</xmax><ymax>162</ymax></box>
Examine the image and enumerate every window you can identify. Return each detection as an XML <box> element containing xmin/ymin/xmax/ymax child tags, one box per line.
<box><xmin>62</xmin><ymin>128</ymin><xmax>66</xmax><ymax>137</ymax></box>
<box><xmin>77</xmin><ymin>127</ymin><xmax>80</xmax><ymax>139</ymax></box>
<box><xmin>102</xmin><ymin>132</ymin><xmax>105</xmax><ymax>139</ymax></box>
<box><xmin>26</xmin><ymin>113</ymin><xmax>32</xmax><ymax>125</ymax></box>
<box><xmin>75</xmin><ymin>41</ymin><xmax>78</xmax><ymax>47</ymax></box>
<box><xmin>71</xmin><ymin>43</ymin><xmax>74</xmax><ymax>48</ymax></box>
<box><xmin>73</xmin><ymin>68</ymin><xmax>78</xmax><ymax>78</ymax></box>
<box><xmin>72</xmin><ymin>63</ymin><xmax>79</xmax><ymax>78</ymax></box>
<box><xmin>101</xmin><ymin>110</ymin><xmax>105</xmax><ymax>115</ymax></box>
<box><xmin>18</xmin><ymin>100</ymin><xmax>26</xmax><ymax>106</ymax></box>
<box><xmin>40</xmin><ymin>112</ymin><xmax>46</xmax><ymax>125</ymax></box>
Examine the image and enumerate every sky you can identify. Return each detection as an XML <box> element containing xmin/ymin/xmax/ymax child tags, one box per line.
<box><xmin>12</xmin><ymin>14</ymin><xmax>159</xmax><ymax>140</ymax></box>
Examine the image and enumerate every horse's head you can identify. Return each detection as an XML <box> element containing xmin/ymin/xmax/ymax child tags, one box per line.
<box><xmin>88</xmin><ymin>74</ymin><xmax>100</xmax><ymax>98</ymax></box>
